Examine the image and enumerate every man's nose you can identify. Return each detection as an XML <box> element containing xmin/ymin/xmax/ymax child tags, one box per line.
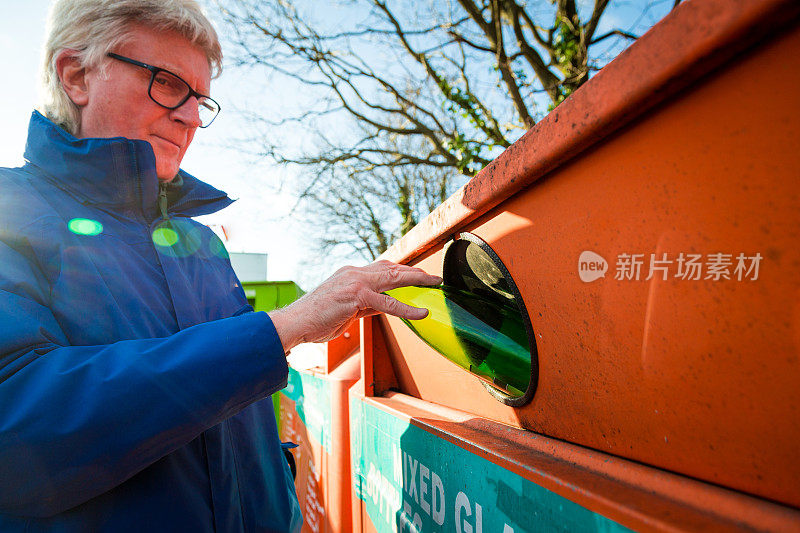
<box><xmin>170</xmin><ymin>96</ymin><xmax>202</xmax><ymax>128</ymax></box>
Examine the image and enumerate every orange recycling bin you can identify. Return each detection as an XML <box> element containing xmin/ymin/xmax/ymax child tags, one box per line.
<box><xmin>343</xmin><ymin>0</ymin><xmax>800</xmax><ymax>531</ymax></box>
<box><xmin>279</xmin><ymin>323</ymin><xmax>360</xmax><ymax>533</ymax></box>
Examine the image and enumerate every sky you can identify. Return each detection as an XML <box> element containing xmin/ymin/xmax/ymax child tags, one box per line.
<box><xmin>0</xmin><ymin>0</ymin><xmax>673</xmax><ymax>289</ymax></box>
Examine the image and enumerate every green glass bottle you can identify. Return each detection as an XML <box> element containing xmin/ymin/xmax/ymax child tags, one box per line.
<box><xmin>385</xmin><ymin>285</ymin><xmax>531</xmax><ymax>397</ymax></box>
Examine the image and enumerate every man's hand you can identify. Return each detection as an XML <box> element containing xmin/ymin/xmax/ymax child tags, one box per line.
<box><xmin>268</xmin><ymin>260</ymin><xmax>442</xmax><ymax>352</ymax></box>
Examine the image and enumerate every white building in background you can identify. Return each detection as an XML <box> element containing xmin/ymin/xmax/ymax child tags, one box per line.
<box><xmin>206</xmin><ymin>224</ymin><xmax>269</xmax><ymax>282</ymax></box>
<box><xmin>229</xmin><ymin>252</ymin><xmax>268</xmax><ymax>282</ymax></box>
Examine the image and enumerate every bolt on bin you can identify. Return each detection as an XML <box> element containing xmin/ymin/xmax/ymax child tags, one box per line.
<box><xmin>346</xmin><ymin>0</ymin><xmax>800</xmax><ymax>530</ymax></box>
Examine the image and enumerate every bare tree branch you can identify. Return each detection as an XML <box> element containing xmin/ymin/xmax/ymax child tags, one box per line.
<box><xmin>213</xmin><ymin>0</ymin><xmax>662</xmax><ymax>263</ymax></box>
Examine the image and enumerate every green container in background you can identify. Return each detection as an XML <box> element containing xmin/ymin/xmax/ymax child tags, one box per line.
<box><xmin>242</xmin><ymin>280</ymin><xmax>305</xmax><ymax>429</ymax></box>
<box><xmin>242</xmin><ymin>280</ymin><xmax>305</xmax><ymax>311</ymax></box>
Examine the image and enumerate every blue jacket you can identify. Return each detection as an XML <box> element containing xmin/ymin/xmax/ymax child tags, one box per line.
<box><xmin>0</xmin><ymin>112</ymin><xmax>302</xmax><ymax>532</ymax></box>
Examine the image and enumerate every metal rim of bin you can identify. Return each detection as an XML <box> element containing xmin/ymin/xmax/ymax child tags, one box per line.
<box><xmin>442</xmin><ymin>232</ymin><xmax>539</xmax><ymax>406</ymax></box>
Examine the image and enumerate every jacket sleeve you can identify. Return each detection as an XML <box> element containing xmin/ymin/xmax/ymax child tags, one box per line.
<box><xmin>0</xmin><ymin>236</ymin><xmax>289</xmax><ymax>518</ymax></box>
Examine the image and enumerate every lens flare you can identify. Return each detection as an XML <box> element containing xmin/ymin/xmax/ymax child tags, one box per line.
<box><xmin>208</xmin><ymin>234</ymin><xmax>229</xmax><ymax>259</ymax></box>
<box><xmin>182</xmin><ymin>226</ymin><xmax>204</xmax><ymax>256</ymax></box>
<box><xmin>68</xmin><ymin>218</ymin><xmax>103</xmax><ymax>236</ymax></box>
<box><xmin>152</xmin><ymin>227</ymin><xmax>180</xmax><ymax>247</ymax></box>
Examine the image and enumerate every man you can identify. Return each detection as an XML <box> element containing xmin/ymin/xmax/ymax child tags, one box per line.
<box><xmin>0</xmin><ymin>1</ymin><xmax>439</xmax><ymax>531</ymax></box>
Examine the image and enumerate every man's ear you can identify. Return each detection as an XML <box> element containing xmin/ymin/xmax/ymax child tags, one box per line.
<box><xmin>56</xmin><ymin>50</ymin><xmax>89</xmax><ymax>106</ymax></box>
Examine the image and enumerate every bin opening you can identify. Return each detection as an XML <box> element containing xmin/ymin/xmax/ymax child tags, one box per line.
<box><xmin>443</xmin><ymin>233</ymin><xmax>538</xmax><ymax>406</ymax></box>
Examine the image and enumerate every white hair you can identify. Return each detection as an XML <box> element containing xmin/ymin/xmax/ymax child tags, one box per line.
<box><xmin>40</xmin><ymin>0</ymin><xmax>223</xmax><ymax>135</ymax></box>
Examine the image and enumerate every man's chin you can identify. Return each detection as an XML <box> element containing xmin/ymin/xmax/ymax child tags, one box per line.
<box><xmin>156</xmin><ymin>162</ymin><xmax>181</xmax><ymax>182</ymax></box>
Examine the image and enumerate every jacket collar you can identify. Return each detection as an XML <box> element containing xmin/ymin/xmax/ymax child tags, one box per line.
<box><xmin>22</xmin><ymin>111</ymin><xmax>233</xmax><ymax>220</ymax></box>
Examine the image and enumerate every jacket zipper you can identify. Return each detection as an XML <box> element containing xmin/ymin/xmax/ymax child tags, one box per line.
<box><xmin>158</xmin><ymin>180</ymin><xmax>170</xmax><ymax>220</ymax></box>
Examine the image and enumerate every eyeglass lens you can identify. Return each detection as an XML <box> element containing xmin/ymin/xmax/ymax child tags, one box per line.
<box><xmin>150</xmin><ymin>71</ymin><xmax>219</xmax><ymax>127</ymax></box>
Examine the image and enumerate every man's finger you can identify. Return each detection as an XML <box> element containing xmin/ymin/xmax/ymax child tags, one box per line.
<box><xmin>362</xmin><ymin>291</ymin><xmax>429</xmax><ymax>320</ymax></box>
<box><xmin>368</xmin><ymin>263</ymin><xmax>442</xmax><ymax>292</ymax></box>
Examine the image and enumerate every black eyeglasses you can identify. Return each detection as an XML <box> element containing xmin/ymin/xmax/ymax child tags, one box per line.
<box><xmin>107</xmin><ymin>52</ymin><xmax>220</xmax><ymax>128</ymax></box>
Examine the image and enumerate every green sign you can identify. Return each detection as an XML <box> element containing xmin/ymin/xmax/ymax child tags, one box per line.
<box><xmin>281</xmin><ymin>368</ymin><xmax>332</xmax><ymax>452</ymax></box>
<box><xmin>351</xmin><ymin>401</ymin><xmax>630</xmax><ymax>532</ymax></box>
